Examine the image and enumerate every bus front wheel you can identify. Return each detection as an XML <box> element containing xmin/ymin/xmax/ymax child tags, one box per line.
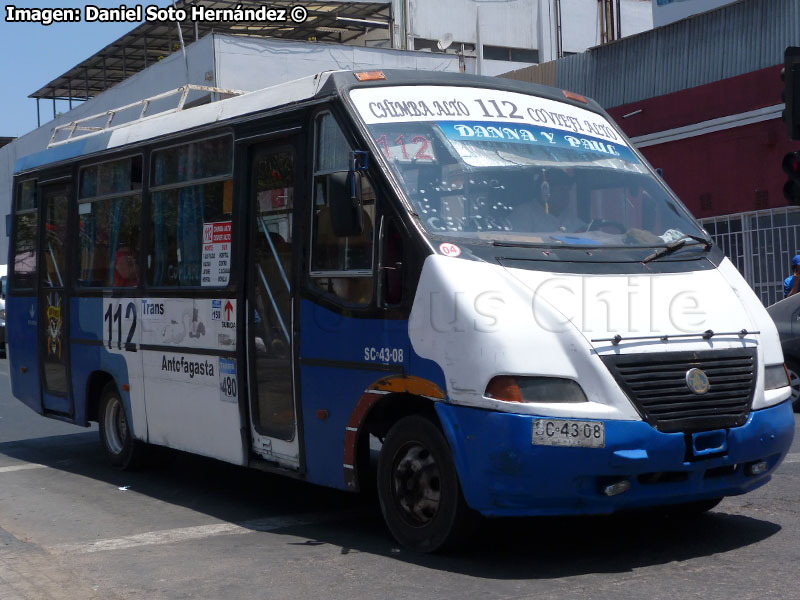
<box><xmin>98</xmin><ymin>383</ymin><xmax>142</xmax><ymax>469</ymax></box>
<box><xmin>377</xmin><ymin>415</ymin><xmax>474</xmax><ymax>553</ymax></box>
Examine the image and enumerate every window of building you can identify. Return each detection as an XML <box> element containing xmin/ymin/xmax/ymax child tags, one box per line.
<box><xmin>149</xmin><ymin>136</ymin><xmax>234</xmax><ymax>287</ymax></box>
<box><xmin>413</xmin><ymin>38</ymin><xmax>475</xmax><ymax>54</ymax></box>
<box><xmin>77</xmin><ymin>156</ymin><xmax>143</xmax><ymax>287</ymax></box>
<box><xmin>483</xmin><ymin>45</ymin><xmax>539</xmax><ymax>64</ymax></box>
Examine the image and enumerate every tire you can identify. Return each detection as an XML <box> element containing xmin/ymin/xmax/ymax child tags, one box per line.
<box><xmin>98</xmin><ymin>382</ymin><xmax>143</xmax><ymax>469</ymax></box>
<box><xmin>785</xmin><ymin>361</ymin><xmax>800</xmax><ymax>413</ymax></box>
<box><xmin>377</xmin><ymin>415</ymin><xmax>474</xmax><ymax>553</ymax></box>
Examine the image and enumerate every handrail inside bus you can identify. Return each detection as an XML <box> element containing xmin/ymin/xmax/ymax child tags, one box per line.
<box><xmin>257</xmin><ymin>263</ymin><xmax>290</xmax><ymax>344</ymax></box>
<box><xmin>48</xmin><ymin>243</ymin><xmax>63</xmax><ymax>287</ymax></box>
<box><xmin>48</xmin><ymin>84</ymin><xmax>247</xmax><ymax>148</ymax></box>
<box><xmin>258</xmin><ymin>217</ymin><xmax>290</xmax><ymax>293</ymax></box>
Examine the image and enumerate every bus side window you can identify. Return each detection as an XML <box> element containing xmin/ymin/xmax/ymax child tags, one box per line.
<box><xmin>12</xmin><ymin>180</ymin><xmax>38</xmax><ymax>290</ymax></box>
<box><xmin>310</xmin><ymin>113</ymin><xmax>375</xmax><ymax>306</ymax></box>
<box><xmin>42</xmin><ymin>185</ymin><xmax>69</xmax><ymax>289</ymax></box>
<box><xmin>148</xmin><ymin>136</ymin><xmax>233</xmax><ymax>288</ymax></box>
<box><xmin>77</xmin><ymin>156</ymin><xmax>142</xmax><ymax>287</ymax></box>
<box><xmin>253</xmin><ymin>149</ymin><xmax>294</xmax><ymax>360</ymax></box>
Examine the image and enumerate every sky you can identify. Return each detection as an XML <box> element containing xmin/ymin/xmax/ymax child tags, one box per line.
<box><xmin>1</xmin><ymin>0</ymin><xmax>173</xmax><ymax>138</ymax></box>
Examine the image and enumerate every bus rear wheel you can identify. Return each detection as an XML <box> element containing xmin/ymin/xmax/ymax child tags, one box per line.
<box><xmin>98</xmin><ymin>383</ymin><xmax>142</xmax><ymax>469</ymax></box>
<box><xmin>377</xmin><ymin>415</ymin><xmax>473</xmax><ymax>553</ymax></box>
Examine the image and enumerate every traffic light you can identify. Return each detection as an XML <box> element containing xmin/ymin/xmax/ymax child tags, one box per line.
<box><xmin>783</xmin><ymin>151</ymin><xmax>800</xmax><ymax>205</ymax></box>
<box><xmin>783</xmin><ymin>47</ymin><xmax>800</xmax><ymax>140</ymax></box>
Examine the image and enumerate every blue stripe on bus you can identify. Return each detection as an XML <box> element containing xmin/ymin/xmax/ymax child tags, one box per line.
<box><xmin>298</xmin><ymin>299</ymin><xmax>447</xmax><ymax>490</ymax></box>
<box><xmin>14</xmin><ymin>133</ymin><xmax>114</xmax><ymax>174</ymax></box>
<box><xmin>7</xmin><ymin>296</ymin><xmax>41</xmax><ymax>414</ymax></box>
<box><xmin>301</xmin><ymin>363</ymin><xmax>388</xmax><ymax>489</ymax></box>
<box><xmin>6</xmin><ymin>294</ymin><xmax>135</xmax><ymax>430</ymax></box>
<box><xmin>69</xmin><ymin>297</ymin><xmax>134</xmax><ymax>430</ymax></box>
<box><xmin>435</xmin><ymin>400</ymin><xmax>795</xmax><ymax>517</ymax></box>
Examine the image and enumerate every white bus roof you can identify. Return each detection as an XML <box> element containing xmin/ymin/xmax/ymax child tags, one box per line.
<box><xmin>14</xmin><ymin>71</ymin><xmax>336</xmax><ymax>174</ymax></box>
<box><xmin>14</xmin><ymin>69</ymin><xmax>606</xmax><ymax>175</ymax></box>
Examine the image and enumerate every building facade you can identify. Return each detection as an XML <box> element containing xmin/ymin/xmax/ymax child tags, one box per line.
<box><xmin>504</xmin><ymin>0</ymin><xmax>800</xmax><ymax>305</ymax></box>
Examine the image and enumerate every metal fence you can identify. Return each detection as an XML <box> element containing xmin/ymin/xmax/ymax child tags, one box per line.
<box><xmin>699</xmin><ymin>207</ymin><xmax>800</xmax><ymax>307</ymax></box>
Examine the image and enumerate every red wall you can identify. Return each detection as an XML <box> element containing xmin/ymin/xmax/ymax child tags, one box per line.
<box><xmin>606</xmin><ymin>66</ymin><xmax>800</xmax><ymax>217</ymax></box>
<box><xmin>643</xmin><ymin>119</ymin><xmax>797</xmax><ymax>217</ymax></box>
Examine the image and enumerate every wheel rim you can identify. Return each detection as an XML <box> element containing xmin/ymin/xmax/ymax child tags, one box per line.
<box><xmin>390</xmin><ymin>442</ymin><xmax>441</xmax><ymax>527</ymax></box>
<box><xmin>789</xmin><ymin>368</ymin><xmax>800</xmax><ymax>406</ymax></box>
<box><xmin>104</xmin><ymin>396</ymin><xmax>127</xmax><ymax>456</ymax></box>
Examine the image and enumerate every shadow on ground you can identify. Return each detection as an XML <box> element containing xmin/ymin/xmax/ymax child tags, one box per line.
<box><xmin>0</xmin><ymin>431</ymin><xmax>781</xmax><ymax>579</ymax></box>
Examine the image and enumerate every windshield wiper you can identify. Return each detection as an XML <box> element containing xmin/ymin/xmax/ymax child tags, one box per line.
<box><xmin>642</xmin><ymin>234</ymin><xmax>712</xmax><ymax>264</ymax></box>
<box><xmin>492</xmin><ymin>240</ymin><xmax>551</xmax><ymax>248</ymax></box>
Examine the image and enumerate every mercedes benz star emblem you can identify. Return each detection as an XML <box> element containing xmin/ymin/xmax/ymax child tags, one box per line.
<box><xmin>685</xmin><ymin>368</ymin><xmax>710</xmax><ymax>395</ymax></box>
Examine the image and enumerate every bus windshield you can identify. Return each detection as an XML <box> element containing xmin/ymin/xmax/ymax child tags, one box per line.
<box><xmin>351</xmin><ymin>86</ymin><xmax>707</xmax><ymax>249</ymax></box>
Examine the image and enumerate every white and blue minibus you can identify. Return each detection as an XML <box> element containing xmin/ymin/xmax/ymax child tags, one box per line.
<box><xmin>7</xmin><ymin>70</ymin><xmax>795</xmax><ymax>552</ymax></box>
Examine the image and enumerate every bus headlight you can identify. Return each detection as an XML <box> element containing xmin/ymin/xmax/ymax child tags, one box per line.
<box><xmin>764</xmin><ymin>364</ymin><xmax>791</xmax><ymax>390</ymax></box>
<box><xmin>0</xmin><ymin>309</ymin><xmax>6</xmax><ymax>321</ymax></box>
<box><xmin>485</xmin><ymin>376</ymin><xmax>588</xmax><ymax>404</ymax></box>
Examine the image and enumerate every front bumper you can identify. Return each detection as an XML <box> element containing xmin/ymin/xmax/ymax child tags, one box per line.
<box><xmin>436</xmin><ymin>400</ymin><xmax>795</xmax><ymax>517</ymax></box>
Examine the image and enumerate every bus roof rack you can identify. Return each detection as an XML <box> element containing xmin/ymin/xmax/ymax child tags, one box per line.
<box><xmin>47</xmin><ymin>84</ymin><xmax>247</xmax><ymax>148</ymax></box>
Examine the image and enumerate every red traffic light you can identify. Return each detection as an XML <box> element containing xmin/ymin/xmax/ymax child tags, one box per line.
<box><xmin>783</xmin><ymin>151</ymin><xmax>800</xmax><ymax>176</ymax></box>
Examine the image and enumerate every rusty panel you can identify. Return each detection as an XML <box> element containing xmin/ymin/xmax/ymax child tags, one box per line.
<box><xmin>499</xmin><ymin>61</ymin><xmax>557</xmax><ymax>87</ymax></box>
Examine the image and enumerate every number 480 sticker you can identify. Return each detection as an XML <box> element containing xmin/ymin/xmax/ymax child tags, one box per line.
<box><xmin>103</xmin><ymin>301</ymin><xmax>137</xmax><ymax>350</ymax></box>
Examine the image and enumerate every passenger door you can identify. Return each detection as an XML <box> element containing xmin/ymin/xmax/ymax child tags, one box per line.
<box><xmin>246</xmin><ymin>142</ymin><xmax>300</xmax><ymax>469</ymax></box>
<box><xmin>38</xmin><ymin>181</ymin><xmax>72</xmax><ymax>415</ymax></box>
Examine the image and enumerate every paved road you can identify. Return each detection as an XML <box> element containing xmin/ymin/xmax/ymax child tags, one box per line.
<box><xmin>0</xmin><ymin>357</ymin><xmax>798</xmax><ymax>600</ymax></box>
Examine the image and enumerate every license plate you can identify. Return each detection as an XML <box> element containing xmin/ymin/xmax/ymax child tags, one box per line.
<box><xmin>532</xmin><ymin>419</ymin><xmax>605</xmax><ymax>448</ymax></box>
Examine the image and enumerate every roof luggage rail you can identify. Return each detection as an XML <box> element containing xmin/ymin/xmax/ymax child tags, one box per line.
<box><xmin>48</xmin><ymin>84</ymin><xmax>246</xmax><ymax>147</ymax></box>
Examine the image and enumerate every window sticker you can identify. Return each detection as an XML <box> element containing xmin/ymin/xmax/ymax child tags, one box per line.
<box><xmin>219</xmin><ymin>358</ymin><xmax>238</xmax><ymax>404</ymax></box>
<box><xmin>202</xmin><ymin>221</ymin><xmax>232</xmax><ymax>287</ymax></box>
<box><xmin>139</xmin><ymin>297</ymin><xmax>234</xmax><ymax>350</ymax></box>
<box><xmin>374</xmin><ymin>133</ymin><xmax>436</xmax><ymax>163</ymax></box>
<box><xmin>439</xmin><ymin>242</ymin><xmax>461</xmax><ymax>257</ymax></box>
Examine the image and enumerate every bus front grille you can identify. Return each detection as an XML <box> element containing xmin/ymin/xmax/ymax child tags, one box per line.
<box><xmin>600</xmin><ymin>348</ymin><xmax>757</xmax><ymax>433</ymax></box>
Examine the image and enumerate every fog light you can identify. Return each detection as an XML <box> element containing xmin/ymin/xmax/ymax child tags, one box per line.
<box><xmin>602</xmin><ymin>480</ymin><xmax>631</xmax><ymax>496</ymax></box>
<box><xmin>746</xmin><ymin>461</ymin><xmax>769</xmax><ymax>476</ymax></box>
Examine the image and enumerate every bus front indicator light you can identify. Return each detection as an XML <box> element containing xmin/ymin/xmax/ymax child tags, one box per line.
<box><xmin>485</xmin><ymin>376</ymin><xmax>588</xmax><ymax>403</ymax></box>
<box><xmin>602</xmin><ymin>480</ymin><xmax>631</xmax><ymax>497</ymax></box>
<box><xmin>354</xmin><ymin>71</ymin><xmax>386</xmax><ymax>81</ymax></box>
<box><xmin>746</xmin><ymin>461</ymin><xmax>769</xmax><ymax>476</ymax></box>
<box><xmin>485</xmin><ymin>376</ymin><xmax>523</xmax><ymax>403</ymax></box>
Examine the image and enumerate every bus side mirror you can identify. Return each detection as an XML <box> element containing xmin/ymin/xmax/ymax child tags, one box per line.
<box><xmin>328</xmin><ymin>171</ymin><xmax>363</xmax><ymax>237</ymax></box>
